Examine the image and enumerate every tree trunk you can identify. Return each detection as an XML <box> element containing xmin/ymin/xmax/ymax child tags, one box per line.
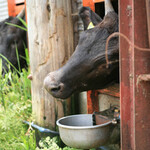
<box><xmin>26</xmin><ymin>0</ymin><xmax>74</xmax><ymax>129</ymax></box>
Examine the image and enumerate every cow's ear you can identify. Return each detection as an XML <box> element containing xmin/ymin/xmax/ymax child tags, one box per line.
<box><xmin>79</xmin><ymin>7</ymin><xmax>102</xmax><ymax>30</ymax></box>
<box><xmin>79</xmin><ymin>7</ymin><xmax>91</xmax><ymax>30</ymax></box>
<box><xmin>98</xmin><ymin>12</ymin><xmax>118</xmax><ymax>33</ymax></box>
<box><xmin>89</xmin><ymin>9</ymin><xmax>102</xmax><ymax>26</ymax></box>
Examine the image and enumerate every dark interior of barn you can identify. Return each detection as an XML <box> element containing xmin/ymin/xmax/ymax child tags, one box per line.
<box><xmin>95</xmin><ymin>0</ymin><xmax>118</xmax><ymax>18</ymax></box>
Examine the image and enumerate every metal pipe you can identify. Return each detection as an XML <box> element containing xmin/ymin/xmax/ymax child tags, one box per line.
<box><xmin>23</xmin><ymin>120</ymin><xmax>59</xmax><ymax>136</ymax></box>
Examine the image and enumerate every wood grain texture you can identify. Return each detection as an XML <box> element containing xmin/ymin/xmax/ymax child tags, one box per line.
<box><xmin>26</xmin><ymin>0</ymin><xmax>74</xmax><ymax>129</ymax></box>
<box><xmin>146</xmin><ymin>0</ymin><xmax>150</xmax><ymax>46</ymax></box>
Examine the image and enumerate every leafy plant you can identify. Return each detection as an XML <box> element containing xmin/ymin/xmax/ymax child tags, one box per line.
<box><xmin>36</xmin><ymin>136</ymin><xmax>61</xmax><ymax>150</ymax></box>
<box><xmin>36</xmin><ymin>136</ymin><xmax>96</xmax><ymax>150</ymax></box>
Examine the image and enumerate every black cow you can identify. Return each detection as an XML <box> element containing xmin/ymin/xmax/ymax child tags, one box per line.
<box><xmin>0</xmin><ymin>8</ymin><xmax>27</xmax><ymax>74</ymax></box>
<box><xmin>44</xmin><ymin>0</ymin><xmax>119</xmax><ymax>99</ymax></box>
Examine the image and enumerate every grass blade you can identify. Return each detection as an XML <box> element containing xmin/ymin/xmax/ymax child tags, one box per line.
<box><xmin>5</xmin><ymin>22</ymin><xmax>27</xmax><ymax>31</ymax></box>
<box><xmin>0</xmin><ymin>58</ymin><xmax>2</xmax><ymax>76</ymax></box>
<box><xmin>15</xmin><ymin>43</ymin><xmax>21</xmax><ymax>72</ymax></box>
<box><xmin>17</xmin><ymin>17</ymin><xmax>27</xmax><ymax>28</ymax></box>
<box><xmin>0</xmin><ymin>54</ymin><xmax>20</xmax><ymax>74</ymax></box>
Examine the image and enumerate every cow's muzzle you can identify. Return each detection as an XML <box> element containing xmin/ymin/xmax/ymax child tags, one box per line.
<box><xmin>44</xmin><ymin>72</ymin><xmax>65</xmax><ymax>98</ymax></box>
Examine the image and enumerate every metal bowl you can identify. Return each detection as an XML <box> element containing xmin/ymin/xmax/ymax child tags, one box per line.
<box><xmin>56</xmin><ymin>114</ymin><xmax>113</xmax><ymax>149</ymax></box>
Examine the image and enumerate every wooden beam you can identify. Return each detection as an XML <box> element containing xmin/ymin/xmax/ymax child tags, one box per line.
<box><xmin>120</xmin><ymin>0</ymin><xmax>150</xmax><ymax>149</ymax></box>
<box><xmin>26</xmin><ymin>0</ymin><xmax>74</xmax><ymax>129</ymax></box>
<box><xmin>7</xmin><ymin>0</ymin><xmax>16</xmax><ymax>16</ymax></box>
<box><xmin>15</xmin><ymin>0</ymin><xmax>24</xmax><ymax>3</ymax></box>
<box><xmin>82</xmin><ymin>0</ymin><xmax>95</xmax><ymax>11</ymax></box>
<box><xmin>93</xmin><ymin>0</ymin><xmax>104</xmax><ymax>3</ymax></box>
<box><xmin>146</xmin><ymin>0</ymin><xmax>150</xmax><ymax>46</ymax></box>
<box><xmin>87</xmin><ymin>90</ymin><xmax>99</xmax><ymax>114</ymax></box>
<box><xmin>97</xmin><ymin>84</ymin><xmax>119</xmax><ymax>98</ymax></box>
<box><xmin>133</xmin><ymin>0</ymin><xmax>150</xmax><ymax>149</ymax></box>
<box><xmin>15</xmin><ymin>5</ymin><xmax>24</xmax><ymax>15</ymax></box>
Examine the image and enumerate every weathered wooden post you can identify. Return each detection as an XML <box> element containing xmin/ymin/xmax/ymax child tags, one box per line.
<box><xmin>26</xmin><ymin>0</ymin><xmax>74</xmax><ymax>130</ymax></box>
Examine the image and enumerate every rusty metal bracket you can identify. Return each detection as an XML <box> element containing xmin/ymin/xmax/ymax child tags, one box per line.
<box><xmin>137</xmin><ymin>74</ymin><xmax>150</xmax><ymax>84</ymax></box>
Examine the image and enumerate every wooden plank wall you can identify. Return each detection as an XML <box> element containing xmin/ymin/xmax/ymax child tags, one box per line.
<box><xmin>0</xmin><ymin>0</ymin><xmax>9</xmax><ymax>21</ymax></box>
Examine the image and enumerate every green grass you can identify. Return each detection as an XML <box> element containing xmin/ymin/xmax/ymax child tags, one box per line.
<box><xmin>0</xmin><ymin>18</ymin><xmax>36</xmax><ymax>150</ymax></box>
<box><xmin>0</xmin><ymin>52</ymin><xmax>37</xmax><ymax>149</ymax></box>
<box><xmin>0</xmin><ymin>18</ymin><xmax>39</xmax><ymax>150</ymax></box>
<box><xmin>0</xmin><ymin>67</ymin><xmax>36</xmax><ymax>150</ymax></box>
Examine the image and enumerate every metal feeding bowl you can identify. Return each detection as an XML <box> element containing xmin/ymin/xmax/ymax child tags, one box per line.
<box><xmin>56</xmin><ymin>114</ymin><xmax>114</xmax><ymax>149</ymax></box>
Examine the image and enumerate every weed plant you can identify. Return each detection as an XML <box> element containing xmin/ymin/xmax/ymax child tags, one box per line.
<box><xmin>36</xmin><ymin>136</ymin><xmax>96</xmax><ymax>150</ymax></box>
<box><xmin>0</xmin><ymin>19</ymin><xmax>36</xmax><ymax>149</ymax></box>
<box><xmin>0</xmin><ymin>58</ymin><xmax>36</xmax><ymax>150</ymax></box>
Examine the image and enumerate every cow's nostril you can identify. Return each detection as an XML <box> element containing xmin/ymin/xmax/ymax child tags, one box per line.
<box><xmin>44</xmin><ymin>75</ymin><xmax>64</xmax><ymax>93</ymax></box>
<box><xmin>51</xmin><ymin>85</ymin><xmax>61</xmax><ymax>92</ymax></box>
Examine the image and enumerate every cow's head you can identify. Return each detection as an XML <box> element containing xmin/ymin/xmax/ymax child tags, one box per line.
<box><xmin>0</xmin><ymin>8</ymin><xmax>27</xmax><ymax>73</ymax></box>
<box><xmin>44</xmin><ymin>0</ymin><xmax>119</xmax><ymax>99</ymax></box>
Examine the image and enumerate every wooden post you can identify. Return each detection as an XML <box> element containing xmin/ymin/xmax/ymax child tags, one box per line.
<box><xmin>120</xmin><ymin>0</ymin><xmax>150</xmax><ymax>149</ymax></box>
<box><xmin>26</xmin><ymin>0</ymin><xmax>74</xmax><ymax>130</ymax></box>
<box><xmin>146</xmin><ymin>0</ymin><xmax>150</xmax><ymax>46</ymax></box>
